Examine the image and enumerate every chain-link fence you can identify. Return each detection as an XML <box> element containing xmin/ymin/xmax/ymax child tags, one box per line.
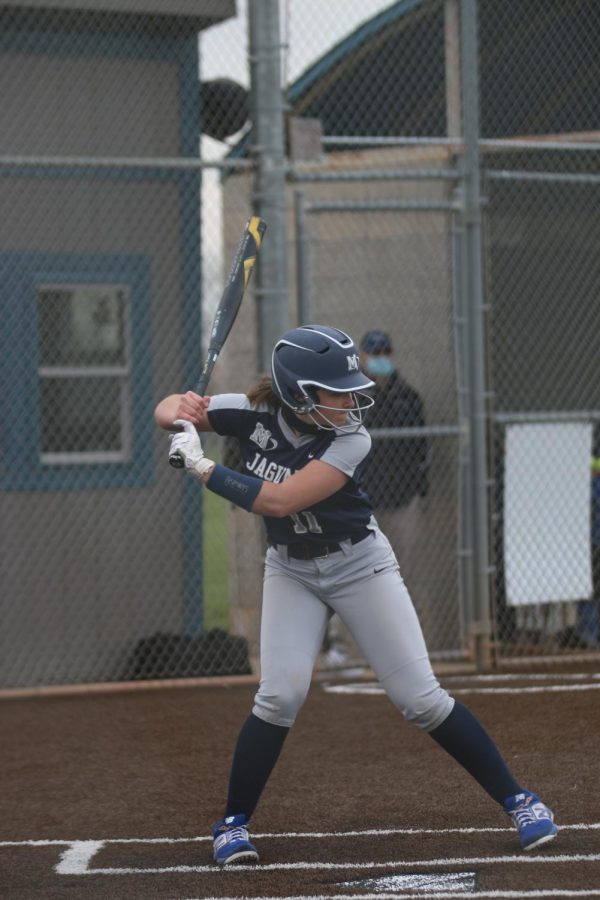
<box><xmin>288</xmin><ymin>167</ymin><xmax>463</xmax><ymax>662</ymax></box>
<box><xmin>1</xmin><ymin>0</ymin><xmax>599</xmax><ymax>689</ymax></box>
<box><xmin>0</xmin><ymin>2</ymin><xmax>254</xmax><ymax>688</ymax></box>
<box><xmin>486</xmin><ymin>150</ymin><xmax>600</xmax><ymax>660</ymax></box>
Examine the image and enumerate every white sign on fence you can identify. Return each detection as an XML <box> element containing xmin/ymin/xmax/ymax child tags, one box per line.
<box><xmin>504</xmin><ymin>422</ymin><xmax>593</xmax><ymax>607</ymax></box>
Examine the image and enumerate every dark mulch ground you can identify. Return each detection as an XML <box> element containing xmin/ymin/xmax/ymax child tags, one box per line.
<box><xmin>1</xmin><ymin>669</ymin><xmax>599</xmax><ymax>898</ymax></box>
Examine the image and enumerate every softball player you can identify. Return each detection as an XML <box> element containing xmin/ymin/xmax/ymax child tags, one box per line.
<box><xmin>156</xmin><ymin>325</ymin><xmax>558</xmax><ymax>864</ymax></box>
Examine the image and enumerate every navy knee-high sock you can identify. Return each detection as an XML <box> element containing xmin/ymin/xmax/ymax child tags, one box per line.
<box><xmin>429</xmin><ymin>700</ymin><xmax>522</xmax><ymax>803</ymax></box>
<box><xmin>224</xmin><ymin>713</ymin><xmax>289</xmax><ymax>820</ymax></box>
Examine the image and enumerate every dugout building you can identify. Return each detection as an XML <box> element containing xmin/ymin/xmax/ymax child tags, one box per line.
<box><xmin>0</xmin><ymin>0</ymin><xmax>239</xmax><ymax>687</ymax></box>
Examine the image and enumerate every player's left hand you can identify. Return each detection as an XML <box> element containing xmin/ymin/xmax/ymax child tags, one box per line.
<box><xmin>173</xmin><ymin>391</ymin><xmax>210</xmax><ymax>427</ymax></box>
<box><xmin>170</xmin><ymin>420</ymin><xmax>215</xmax><ymax>478</ymax></box>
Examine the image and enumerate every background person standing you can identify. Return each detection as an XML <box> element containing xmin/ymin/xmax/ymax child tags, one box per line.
<box><xmin>324</xmin><ymin>328</ymin><xmax>430</xmax><ymax>667</ymax></box>
<box><xmin>359</xmin><ymin>328</ymin><xmax>430</xmax><ymax>546</ymax></box>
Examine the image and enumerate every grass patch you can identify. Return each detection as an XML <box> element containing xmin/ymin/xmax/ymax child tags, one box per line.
<box><xmin>202</xmin><ymin>484</ymin><xmax>230</xmax><ymax>631</ymax></box>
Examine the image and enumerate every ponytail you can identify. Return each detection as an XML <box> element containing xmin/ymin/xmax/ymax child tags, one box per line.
<box><xmin>246</xmin><ymin>375</ymin><xmax>281</xmax><ymax>410</ymax></box>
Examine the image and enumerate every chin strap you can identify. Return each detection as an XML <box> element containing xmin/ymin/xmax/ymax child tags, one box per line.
<box><xmin>281</xmin><ymin>404</ymin><xmax>322</xmax><ymax>434</ymax></box>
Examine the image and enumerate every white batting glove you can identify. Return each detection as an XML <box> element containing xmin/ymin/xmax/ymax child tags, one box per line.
<box><xmin>169</xmin><ymin>419</ymin><xmax>215</xmax><ymax>477</ymax></box>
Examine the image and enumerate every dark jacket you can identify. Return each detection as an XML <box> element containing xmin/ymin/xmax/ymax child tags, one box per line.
<box><xmin>361</xmin><ymin>372</ymin><xmax>430</xmax><ymax>509</ymax></box>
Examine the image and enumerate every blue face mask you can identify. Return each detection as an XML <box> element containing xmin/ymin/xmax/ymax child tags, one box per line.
<box><xmin>365</xmin><ymin>355</ymin><xmax>395</xmax><ymax>378</ymax></box>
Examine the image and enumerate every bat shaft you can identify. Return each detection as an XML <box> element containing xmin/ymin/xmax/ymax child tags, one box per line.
<box><xmin>169</xmin><ymin>216</ymin><xmax>266</xmax><ymax>469</ymax></box>
<box><xmin>195</xmin><ymin>349</ymin><xmax>219</xmax><ymax>396</ymax></box>
<box><xmin>195</xmin><ymin>217</ymin><xmax>266</xmax><ymax>395</ymax></box>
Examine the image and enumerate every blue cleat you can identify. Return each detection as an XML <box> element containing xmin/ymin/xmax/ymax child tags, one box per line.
<box><xmin>213</xmin><ymin>814</ymin><xmax>259</xmax><ymax>865</ymax></box>
<box><xmin>503</xmin><ymin>791</ymin><xmax>558</xmax><ymax>850</ymax></box>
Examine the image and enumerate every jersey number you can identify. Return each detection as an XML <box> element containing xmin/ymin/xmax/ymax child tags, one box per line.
<box><xmin>290</xmin><ymin>511</ymin><xmax>323</xmax><ymax>534</ymax></box>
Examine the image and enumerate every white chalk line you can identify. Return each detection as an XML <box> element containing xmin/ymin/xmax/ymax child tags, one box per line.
<box><xmin>444</xmin><ymin>673</ymin><xmax>600</xmax><ymax>682</ymax></box>
<box><xmin>55</xmin><ymin>841</ymin><xmax>104</xmax><ymax>875</ymax></box>
<box><xmin>54</xmin><ymin>850</ymin><xmax>600</xmax><ymax>875</ymax></box>
<box><xmin>321</xmin><ymin>671</ymin><xmax>600</xmax><ymax>697</ymax></box>
<box><xmin>2</xmin><ymin>822</ymin><xmax>599</xmax><ymax>847</ymax></box>
<box><xmin>172</xmin><ymin>892</ymin><xmax>600</xmax><ymax>899</ymax></box>
<box><xmin>455</xmin><ymin>684</ymin><xmax>600</xmax><ymax>695</ymax></box>
<box><xmin>323</xmin><ymin>683</ymin><xmax>600</xmax><ymax>696</ymax></box>
<box><xmin>4</xmin><ymin>829</ymin><xmax>599</xmax><ymax>894</ymax></box>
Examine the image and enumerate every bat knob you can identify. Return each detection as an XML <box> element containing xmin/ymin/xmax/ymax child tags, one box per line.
<box><xmin>169</xmin><ymin>453</ymin><xmax>185</xmax><ymax>469</ymax></box>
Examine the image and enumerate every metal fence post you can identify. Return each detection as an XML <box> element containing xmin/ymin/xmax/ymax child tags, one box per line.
<box><xmin>460</xmin><ymin>0</ymin><xmax>493</xmax><ymax>670</ymax></box>
<box><xmin>444</xmin><ymin>0</ymin><xmax>462</xmax><ymax>139</ymax></box>
<box><xmin>294</xmin><ymin>189</ymin><xmax>311</xmax><ymax>325</ymax></box>
<box><xmin>248</xmin><ymin>0</ymin><xmax>289</xmax><ymax>373</ymax></box>
<box><xmin>452</xmin><ymin>187</ymin><xmax>474</xmax><ymax>654</ymax></box>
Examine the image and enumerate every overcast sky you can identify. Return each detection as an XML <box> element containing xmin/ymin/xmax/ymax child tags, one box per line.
<box><xmin>200</xmin><ymin>0</ymin><xmax>395</xmax><ymax>89</ymax></box>
<box><xmin>199</xmin><ymin>0</ymin><xmax>395</xmax><ymax>159</ymax></box>
<box><xmin>199</xmin><ymin>0</ymin><xmax>395</xmax><ymax>319</ymax></box>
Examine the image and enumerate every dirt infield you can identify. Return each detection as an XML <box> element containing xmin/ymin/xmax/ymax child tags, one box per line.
<box><xmin>2</xmin><ymin>668</ymin><xmax>600</xmax><ymax>899</ymax></box>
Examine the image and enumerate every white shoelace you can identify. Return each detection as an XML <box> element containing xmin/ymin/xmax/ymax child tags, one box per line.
<box><xmin>511</xmin><ymin>802</ymin><xmax>551</xmax><ymax>828</ymax></box>
<box><xmin>215</xmin><ymin>825</ymin><xmax>249</xmax><ymax>848</ymax></box>
<box><xmin>512</xmin><ymin>806</ymin><xmax>538</xmax><ymax>827</ymax></box>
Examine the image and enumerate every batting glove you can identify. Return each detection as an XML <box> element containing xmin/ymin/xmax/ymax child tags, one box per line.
<box><xmin>169</xmin><ymin>419</ymin><xmax>215</xmax><ymax>478</ymax></box>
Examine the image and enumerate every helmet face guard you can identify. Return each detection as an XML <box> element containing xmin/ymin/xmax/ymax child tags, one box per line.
<box><xmin>271</xmin><ymin>325</ymin><xmax>375</xmax><ymax>431</ymax></box>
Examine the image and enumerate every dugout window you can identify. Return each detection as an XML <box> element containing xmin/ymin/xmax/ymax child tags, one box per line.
<box><xmin>37</xmin><ymin>284</ymin><xmax>132</xmax><ymax>464</ymax></box>
<box><xmin>0</xmin><ymin>249</ymin><xmax>154</xmax><ymax>491</ymax></box>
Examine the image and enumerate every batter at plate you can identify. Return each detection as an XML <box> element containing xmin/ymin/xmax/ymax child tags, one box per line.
<box><xmin>155</xmin><ymin>324</ymin><xmax>558</xmax><ymax>865</ymax></box>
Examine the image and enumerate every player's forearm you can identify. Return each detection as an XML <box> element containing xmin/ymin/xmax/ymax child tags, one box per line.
<box><xmin>250</xmin><ymin>481</ymin><xmax>303</xmax><ymax>517</ymax></box>
<box><xmin>167</xmin><ymin>426</ymin><xmax>346</xmax><ymax>516</ymax></box>
<box><xmin>247</xmin><ymin>464</ymin><xmax>347</xmax><ymax>517</ymax></box>
<box><xmin>198</xmin><ymin>466</ymin><xmax>290</xmax><ymax>516</ymax></box>
<box><xmin>156</xmin><ymin>391</ymin><xmax>213</xmax><ymax>431</ymax></box>
<box><xmin>155</xmin><ymin>395</ymin><xmax>184</xmax><ymax>430</ymax></box>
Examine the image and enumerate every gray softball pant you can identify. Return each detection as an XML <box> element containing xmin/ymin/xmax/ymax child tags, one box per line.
<box><xmin>252</xmin><ymin>523</ymin><xmax>454</xmax><ymax>731</ymax></box>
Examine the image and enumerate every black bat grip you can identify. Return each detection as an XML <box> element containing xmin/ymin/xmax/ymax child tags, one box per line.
<box><xmin>194</xmin><ymin>373</ymin><xmax>210</xmax><ymax>396</ymax></box>
<box><xmin>169</xmin><ymin>452</ymin><xmax>185</xmax><ymax>469</ymax></box>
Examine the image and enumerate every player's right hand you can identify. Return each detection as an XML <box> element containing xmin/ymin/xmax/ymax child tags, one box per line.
<box><xmin>170</xmin><ymin>420</ymin><xmax>215</xmax><ymax>478</ymax></box>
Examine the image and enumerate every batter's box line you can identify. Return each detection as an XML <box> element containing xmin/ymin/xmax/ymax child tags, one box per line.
<box><xmin>323</xmin><ymin>683</ymin><xmax>600</xmax><ymax>696</ymax></box>
<box><xmin>171</xmin><ymin>891</ymin><xmax>600</xmax><ymax>899</ymax></box>
<box><xmin>55</xmin><ymin>843</ymin><xmax>600</xmax><ymax>875</ymax></box>
<box><xmin>1</xmin><ymin>822</ymin><xmax>598</xmax><ymax>849</ymax></box>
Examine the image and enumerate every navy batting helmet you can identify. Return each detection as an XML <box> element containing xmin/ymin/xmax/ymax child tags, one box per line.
<box><xmin>271</xmin><ymin>325</ymin><xmax>374</xmax><ymax>429</ymax></box>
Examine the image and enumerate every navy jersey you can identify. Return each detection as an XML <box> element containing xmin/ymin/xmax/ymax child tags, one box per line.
<box><xmin>208</xmin><ymin>393</ymin><xmax>374</xmax><ymax>547</ymax></box>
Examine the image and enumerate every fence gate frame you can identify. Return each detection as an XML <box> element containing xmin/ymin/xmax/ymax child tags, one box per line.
<box><xmin>291</xmin><ymin>159</ymin><xmax>487</xmax><ymax>666</ymax></box>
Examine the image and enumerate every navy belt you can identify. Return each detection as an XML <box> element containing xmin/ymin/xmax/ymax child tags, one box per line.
<box><xmin>283</xmin><ymin>528</ymin><xmax>371</xmax><ymax>560</ymax></box>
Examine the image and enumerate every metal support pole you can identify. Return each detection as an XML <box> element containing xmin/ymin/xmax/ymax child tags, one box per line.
<box><xmin>460</xmin><ymin>0</ymin><xmax>493</xmax><ymax>670</ymax></box>
<box><xmin>248</xmin><ymin>0</ymin><xmax>289</xmax><ymax>373</ymax></box>
<box><xmin>444</xmin><ymin>0</ymin><xmax>462</xmax><ymax>138</ymax></box>
<box><xmin>452</xmin><ymin>191</ymin><xmax>474</xmax><ymax>653</ymax></box>
<box><xmin>294</xmin><ymin>190</ymin><xmax>311</xmax><ymax>325</ymax></box>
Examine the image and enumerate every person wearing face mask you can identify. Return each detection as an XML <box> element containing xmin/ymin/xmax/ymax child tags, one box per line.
<box><xmin>322</xmin><ymin>329</ymin><xmax>431</xmax><ymax>669</ymax></box>
<box><xmin>358</xmin><ymin>328</ymin><xmax>430</xmax><ymax>531</ymax></box>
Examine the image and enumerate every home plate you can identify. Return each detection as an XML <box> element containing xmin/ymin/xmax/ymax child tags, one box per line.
<box><xmin>339</xmin><ymin>871</ymin><xmax>477</xmax><ymax>893</ymax></box>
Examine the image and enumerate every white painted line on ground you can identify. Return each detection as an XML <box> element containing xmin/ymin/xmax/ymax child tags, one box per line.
<box><xmin>172</xmin><ymin>891</ymin><xmax>600</xmax><ymax>899</ymax></box>
<box><xmin>55</xmin><ymin>840</ymin><xmax>104</xmax><ymax>874</ymax></box>
<box><xmin>452</xmin><ymin>684</ymin><xmax>600</xmax><ymax>695</ymax></box>
<box><xmin>2</xmin><ymin>822</ymin><xmax>598</xmax><ymax>847</ymax></box>
<box><xmin>55</xmin><ymin>851</ymin><xmax>600</xmax><ymax>875</ymax></box>
<box><xmin>443</xmin><ymin>673</ymin><xmax>600</xmax><ymax>682</ymax></box>
<box><xmin>323</xmin><ymin>683</ymin><xmax>600</xmax><ymax>696</ymax></box>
